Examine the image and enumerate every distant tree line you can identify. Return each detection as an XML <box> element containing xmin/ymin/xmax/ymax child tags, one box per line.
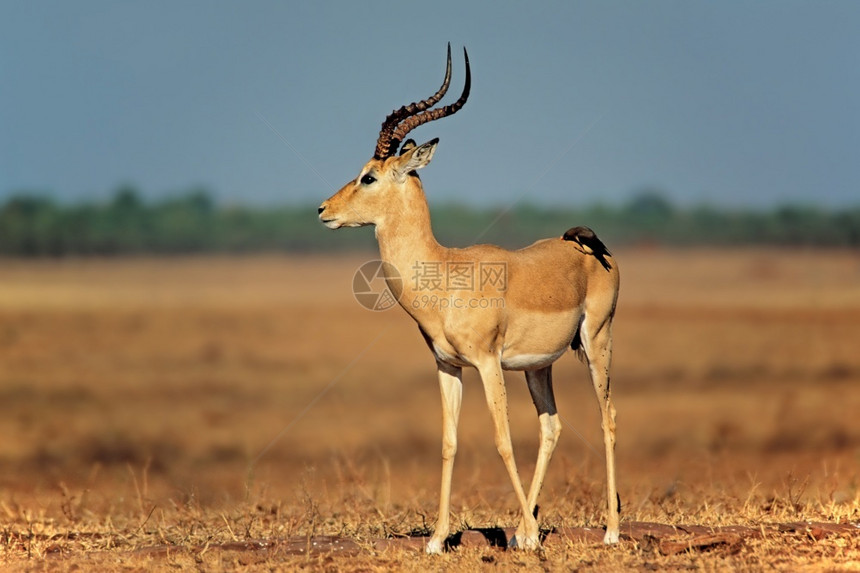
<box><xmin>1</xmin><ymin>187</ymin><xmax>859</xmax><ymax>256</ymax></box>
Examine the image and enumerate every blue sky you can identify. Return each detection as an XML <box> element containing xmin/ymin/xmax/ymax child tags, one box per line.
<box><xmin>2</xmin><ymin>1</ymin><xmax>858</xmax><ymax>208</ymax></box>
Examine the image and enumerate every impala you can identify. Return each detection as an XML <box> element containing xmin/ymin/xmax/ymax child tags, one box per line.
<box><xmin>318</xmin><ymin>45</ymin><xmax>621</xmax><ymax>553</ymax></box>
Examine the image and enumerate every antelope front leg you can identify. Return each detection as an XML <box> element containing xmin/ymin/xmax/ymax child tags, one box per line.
<box><xmin>426</xmin><ymin>361</ymin><xmax>463</xmax><ymax>554</ymax></box>
<box><xmin>476</xmin><ymin>357</ymin><xmax>540</xmax><ymax>550</ymax></box>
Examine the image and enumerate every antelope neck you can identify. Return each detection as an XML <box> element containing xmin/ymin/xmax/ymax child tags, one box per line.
<box><xmin>376</xmin><ymin>189</ymin><xmax>444</xmax><ymax>274</ymax></box>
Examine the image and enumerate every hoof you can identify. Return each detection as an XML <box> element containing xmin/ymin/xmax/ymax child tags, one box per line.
<box><xmin>509</xmin><ymin>534</ymin><xmax>540</xmax><ymax>551</ymax></box>
<box><xmin>425</xmin><ymin>537</ymin><xmax>445</xmax><ymax>554</ymax></box>
<box><xmin>603</xmin><ymin>529</ymin><xmax>619</xmax><ymax>544</ymax></box>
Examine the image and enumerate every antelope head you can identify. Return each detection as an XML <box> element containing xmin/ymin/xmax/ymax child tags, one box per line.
<box><xmin>318</xmin><ymin>45</ymin><xmax>470</xmax><ymax>229</ymax></box>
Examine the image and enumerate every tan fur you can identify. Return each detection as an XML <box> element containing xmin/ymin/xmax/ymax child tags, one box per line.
<box><xmin>320</xmin><ymin>133</ymin><xmax>620</xmax><ymax>553</ymax></box>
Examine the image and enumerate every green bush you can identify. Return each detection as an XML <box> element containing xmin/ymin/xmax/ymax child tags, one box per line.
<box><xmin>1</xmin><ymin>188</ymin><xmax>857</xmax><ymax>256</ymax></box>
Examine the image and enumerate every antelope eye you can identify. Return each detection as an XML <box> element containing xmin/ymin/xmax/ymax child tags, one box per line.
<box><xmin>360</xmin><ymin>174</ymin><xmax>376</xmax><ymax>186</ymax></box>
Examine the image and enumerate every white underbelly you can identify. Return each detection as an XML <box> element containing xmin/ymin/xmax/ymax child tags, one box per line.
<box><xmin>431</xmin><ymin>342</ymin><xmax>472</xmax><ymax>368</ymax></box>
<box><xmin>500</xmin><ymin>348</ymin><xmax>567</xmax><ymax>370</ymax></box>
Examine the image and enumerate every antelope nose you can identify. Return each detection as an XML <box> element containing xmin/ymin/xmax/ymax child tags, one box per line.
<box><xmin>317</xmin><ymin>206</ymin><xmax>325</xmax><ymax>214</ymax></box>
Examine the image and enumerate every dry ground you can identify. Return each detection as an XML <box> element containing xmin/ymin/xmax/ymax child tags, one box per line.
<box><xmin>0</xmin><ymin>248</ymin><xmax>859</xmax><ymax>571</ymax></box>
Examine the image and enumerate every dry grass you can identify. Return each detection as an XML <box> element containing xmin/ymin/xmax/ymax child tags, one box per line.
<box><xmin>0</xmin><ymin>248</ymin><xmax>859</xmax><ymax>570</ymax></box>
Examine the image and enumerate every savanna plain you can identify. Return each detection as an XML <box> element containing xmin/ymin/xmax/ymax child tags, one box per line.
<box><xmin>0</xmin><ymin>248</ymin><xmax>859</xmax><ymax>571</ymax></box>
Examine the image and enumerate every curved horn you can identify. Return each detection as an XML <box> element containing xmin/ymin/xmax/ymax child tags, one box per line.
<box><xmin>374</xmin><ymin>44</ymin><xmax>453</xmax><ymax>159</ymax></box>
<box><xmin>389</xmin><ymin>47</ymin><xmax>470</xmax><ymax>154</ymax></box>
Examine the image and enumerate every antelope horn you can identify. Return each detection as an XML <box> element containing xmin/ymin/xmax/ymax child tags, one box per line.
<box><xmin>374</xmin><ymin>44</ymin><xmax>453</xmax><ymax>159</ymax></box>
<box><xmin>373</xmin><ymin>44</ymin><xmax>458</xmax><ymax>159</ymax></box>
<box><xmin>389</xmin><ymin>47</ymin><xmax>470</xmax><ymax>155</ymax></box>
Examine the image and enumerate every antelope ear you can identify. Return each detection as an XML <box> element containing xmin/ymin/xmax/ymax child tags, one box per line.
<box><xmin>394</xmin><ymin>138</ymin><xmax>438</xmax><ymax>180</ymax></box>
<box><xmin>399</xmin><ymin>139</ymin><xmax>417</xmax><ymax>155</ymax></box>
